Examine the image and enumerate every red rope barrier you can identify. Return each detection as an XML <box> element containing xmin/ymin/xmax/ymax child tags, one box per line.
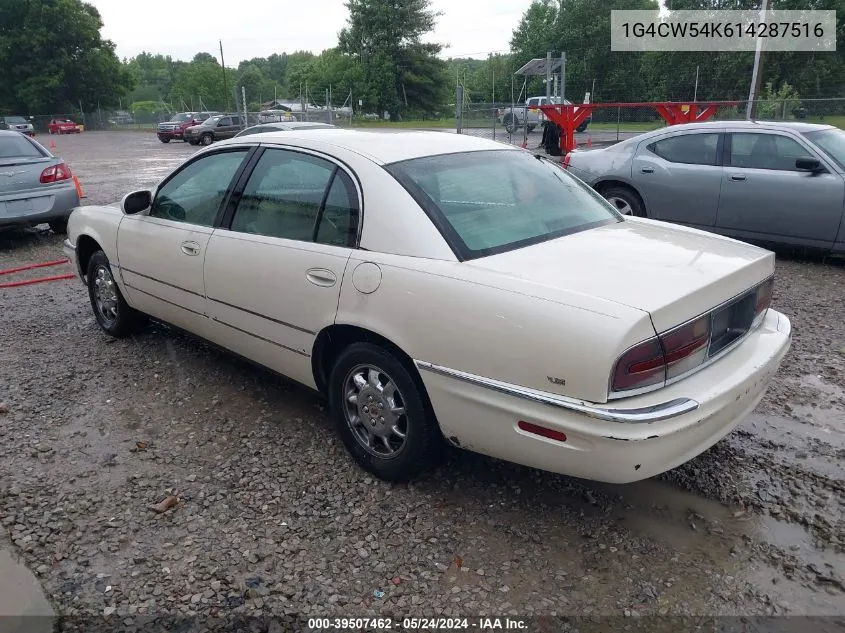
<box><xmin>0</xmin><ymin>258</ymin><xmax>70</xmax><ymax>276</ymax></box>
<box><xmin>0</xmin><ymin>273</ymin><xmax>77</xmax><ymax>289</ymax></box>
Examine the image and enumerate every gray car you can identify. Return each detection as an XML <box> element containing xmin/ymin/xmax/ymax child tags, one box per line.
<box><xmin>565</xmin><ymin>120</ymin><xmax>845</xmax><ymax>254</ymax></box>
<box><xmin>184</xmin><ymin>114</ymin><xmax>244</xmax><ymax>146</ymax></box>
<box><xmin>0</xmin><ymin>130</ymin><xmax>80</xmax><ymax>233</ymax></box>
<box><xmin>234</xmin><ymin>121</ymin><xmax>336</xmax><ymax>138</ymax></box>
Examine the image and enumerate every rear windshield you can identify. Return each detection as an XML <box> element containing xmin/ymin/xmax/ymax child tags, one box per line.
<box><xmin>803</xmin><ymin>128</ymin><xmax>845</xmax><ymax>170</ymax></box>
<box><xmin>0</xmin><ymin>134</ymin><xmax>44</xmax><ymax>159</ymax></box>
<box><xmin>387</xmin><ymin>149</ymin><xmax>621</xmax><ymax>259</ymax></box>
<box><xmin>6</xmin><ymin>116</ymin><xmax>28</xmax><ymax>124</ymax></box>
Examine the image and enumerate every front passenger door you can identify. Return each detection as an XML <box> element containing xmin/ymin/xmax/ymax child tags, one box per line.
<box><xmin>715</xmin><ymin>131</ymin><xmax>843</xmax><ymax>248</ymax></box>
<box><xmin>117</xmin><ymin>148</ymin><xmax>250</xmax><ymax>334</ymax></box>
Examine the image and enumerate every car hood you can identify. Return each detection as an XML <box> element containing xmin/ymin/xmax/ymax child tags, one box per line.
<box><xmin>465</xmin><ymin>218</ymin><xmax>775</xmax><ymax>333</ymax></box>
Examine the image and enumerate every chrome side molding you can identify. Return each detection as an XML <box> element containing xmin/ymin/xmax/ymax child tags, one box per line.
<box><xmin>415</xmin><ymin>360</ymin><xmax>699</xmax><ymax>424</ymax></box>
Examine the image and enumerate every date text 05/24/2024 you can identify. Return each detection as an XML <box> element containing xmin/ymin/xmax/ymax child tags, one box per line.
<box><xmin>307</xmin><ymin>617</ymin><xmax>528</xmax><ymax>631</ymax></box>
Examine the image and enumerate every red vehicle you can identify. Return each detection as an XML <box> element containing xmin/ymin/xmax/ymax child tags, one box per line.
<box><xmin>48</xmin><ymin>118</ymin><xmax>81</xmax><ymax>134</ymax></box>
<box><xmin>156</xmin><ymin>111</ymin><xmax>219</xmax><ymax>143</ymax></box>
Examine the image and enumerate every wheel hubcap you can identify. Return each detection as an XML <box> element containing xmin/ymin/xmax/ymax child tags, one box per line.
<box><xmin>93</xmin><ymin>265</ymin><xmax>119</xmax><ymax>324</ymax></box>
<box><xmin>606</xmin><ymin>196</ymin><xmax>633</xmax><ymax>215</ymax></box>
<box><xmin>343</xmin><ymin>365</ymin><xmax>408</xmax><ymax>458</ymax></box>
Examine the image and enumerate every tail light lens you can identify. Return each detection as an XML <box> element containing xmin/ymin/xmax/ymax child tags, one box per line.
<box><xmin>40</xmin><ymin>162</ymin><xmax>72</xmax><ymax>184</ymax></box>
<box><xmin>612</xmin><ymin>315</ymin><xmax>712</xmax><ymax>394</ymax></box>
<box><xmin>611</xmin><ymin>277</ymin><xmax>774</xmax><ymax>396</ymax></box>
<box><xmin>563</xmin><ymin>152</ymin><xmax>572</xmax><ymax>168</ymax></box>
<box><xmin>755</xmin><ymin>277</ymin><xmax>773</xmax><ymax>320</ymax></box>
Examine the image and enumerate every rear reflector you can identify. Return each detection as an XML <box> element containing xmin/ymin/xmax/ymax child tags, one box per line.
<box><xmin>518</xmin><ymin>420</ymin><xmax>567</xmax><ymax>443</ymax></box>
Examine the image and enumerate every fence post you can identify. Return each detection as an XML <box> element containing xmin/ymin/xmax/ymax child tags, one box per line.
<box><xmin>456</xmin><ymin>85</ymin><xmax>463</xmax><ymax>134</ymax></box>
<box><xmin>616</xmin><ymin>106</ymin><xmax>621</xmax><ymax>142</ymax></box>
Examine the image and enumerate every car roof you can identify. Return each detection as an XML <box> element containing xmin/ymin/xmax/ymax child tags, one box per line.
<box><xmin>218</xmin><ymin>128</ymin><xmax>517</xmax><ymax>164</ymax></box>
<box><xmin>644</xmin><ymin>120</ymin><xmax>835</xmax><ymax>134</ymax></box>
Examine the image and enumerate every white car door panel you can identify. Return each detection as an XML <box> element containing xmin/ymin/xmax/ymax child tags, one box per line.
<box><xmin>115</xmin><ymin>148</ymin><xmax>250</xmax><ymax>335</ymax></box>
<box><xmin>202</xmin><ymin>147</ymin><xmax>360</xmax><ymax>387</ymax></box>
<box><xmin>117</xmin><ymin>216</ymin><xmax>212</xmax><ymax>329</ymax></box>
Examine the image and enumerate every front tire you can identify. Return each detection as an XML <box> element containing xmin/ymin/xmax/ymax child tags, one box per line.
<box><xmin>328</xmin><ymin>342</ymin><xmax>440</xmax><ymax>482</ymax></box>
<box><xmin>601</xmin><ymin>185</ymin><xmax>646</xmax><ymax>217</ymax></box>
<box><xmin>159</xmin><ymin>137</ymin><xmax>170</xmax><ymax>143</ymax></box>
<box><xmin>86</xmin><ymin>251</ymin><xmax>145</xmax><ymax>338</ymax></box>
<box><xmin>503</xmin><ymin>114</ymin><xmax>519</xmax><ymax>134</ymax></box>
<box><xmin>201</xmin><ymin>133</ymin><xmax>214</xmax><ymax>146</ymax></box>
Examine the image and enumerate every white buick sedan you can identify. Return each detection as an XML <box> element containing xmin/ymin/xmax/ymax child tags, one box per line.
<box><xmin>64</xmin><ymin>130</ymin><xmax>791</xmax><ymax>483</ymax></box>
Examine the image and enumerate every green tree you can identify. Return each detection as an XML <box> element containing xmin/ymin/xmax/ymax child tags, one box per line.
<box><xmin>193</xmin><ymin>52</ymin><xmax>218</xmax><ymax>65</ymax></box>
<box><xmin>170</xmin><ymin>62</ymin><xmax>230</xmax><ymax>111</ymax></box>
<box><xmin>0</xmin><ymin>0</ymin><xmax>133</xmax><ymax>113</ymax></box>
<box><xmin>338</xmin><ymin>0</ymin><xmax>446</xmax><ymax>118</ymax></box>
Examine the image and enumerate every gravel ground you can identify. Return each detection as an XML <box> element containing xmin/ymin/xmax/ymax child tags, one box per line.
<box><xmin>0</xmin><ymin>132</ymin><xmax>843</xmax><ymax>629</ymax></box>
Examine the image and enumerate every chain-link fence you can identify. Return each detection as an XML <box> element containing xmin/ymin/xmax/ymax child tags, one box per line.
<box><xmin>457</xmin><ymin>93</ymin><xmax>845</xmax><ymax>152</ymax></box>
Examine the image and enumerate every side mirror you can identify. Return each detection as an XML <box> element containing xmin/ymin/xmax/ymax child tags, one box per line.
<box><xmin>121</xmin><ymin>190</ymin><xmax>152</xmax><ymax>214</ymax></box>
<box><xmin>795</xmin><ymin>157</ymin><xmax>824</xmax><ymax>173</ymax></box>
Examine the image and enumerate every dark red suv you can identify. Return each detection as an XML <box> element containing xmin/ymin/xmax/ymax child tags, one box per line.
<box><xmin>156</xmin><ymin>111</ymin><xmax>219</xmax><ymax>143</ymax></box>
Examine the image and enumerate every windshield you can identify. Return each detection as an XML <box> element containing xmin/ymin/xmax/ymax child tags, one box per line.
<box><xmin>7</xmin><ymin>116</ymin><xmax>28</xmax><ymax>124</ymax></box>
<box><xmin>169</xmin><ymin>113</ymin><xmax>194</xmax><ymax>122</ymax></box>
<box><xmin>387</xmin><ymin>149</ymin><xmax>621</xmax><ymax>259</ymax></box>
<box><xmin>0</xmin><ymin>134</ymin><xmax>45</xmax><ymax>159</ymax></box>
<box><xmin>803</xmin><ymin>128</ymin><xmax>845</xmax><ymax>170</ymax></box>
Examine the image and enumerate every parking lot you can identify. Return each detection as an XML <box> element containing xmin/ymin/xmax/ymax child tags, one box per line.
<box><xmin>1</xmin><ymin>131</ymin><xmax>844</xmax><ymax>624</ymax></box>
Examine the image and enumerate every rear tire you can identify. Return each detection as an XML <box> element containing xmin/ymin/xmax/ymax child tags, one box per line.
<box><xmin>328</xmin><ymin>342</ymin><xmax>441</xmax><ymax>482</ymax></box>
<box><xmin>86</xmin><ymin>251</ymin><xmax>145</xmax><ymax>338</ymax></box>
<box><xmin>600</xmin><ymin>185</ymin><xmax>646</xmax><ymax>217</ymax></box>
<box><xmin>527</xmin><ymin>125</ymin><xmax>536</xmax><ymax>133</ymax></box>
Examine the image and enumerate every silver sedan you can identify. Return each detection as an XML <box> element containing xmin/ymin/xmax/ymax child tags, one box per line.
<box><xmin>0</xmin><ymin>130</ymin><xmax>80</xmax><ymax>233</ymax></box>
<box><xmin>565</xmin><ymin>120</ymin><xmax>845</xmax><ymax>255</ymax></box>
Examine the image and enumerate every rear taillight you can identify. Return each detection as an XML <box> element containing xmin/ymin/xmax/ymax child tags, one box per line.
<box><xmin>563</xmin><ymin>152</ymin><xmax>572</xmax><ymax>168</ymax></box>
<box><xmin>612</xmin><ymin>315</ymin><xmax>712</xmax><ymax>394</ymax></box>
<box><xmin>662</xmin><ymin>314</ymin><xmax>711</xmax><ymax>380</ymax></box>
<box><xmin>40</xmin><ymin>162</ymin><xmax>72</xmax><ymax>184</ymax></box>
<box><xmin>755</xmin><ymin>277</ymin><xmax>773</xmax><ymax>318</ymax></box>
<box><xmin>611</xmin><ymin>337</ymin><xmax>665</xmax><ymax>392</ymax></box>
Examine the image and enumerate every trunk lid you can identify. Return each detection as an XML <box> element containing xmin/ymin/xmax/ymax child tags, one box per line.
<box><xmin>466</xmin><ymin>218</ymin><xmax>774</xmax><ymax>333</ymax></box>
<box><xmin>0</xmin><ymin>158</ymin><xmax>54</xmax><ymax>194</ymax></box>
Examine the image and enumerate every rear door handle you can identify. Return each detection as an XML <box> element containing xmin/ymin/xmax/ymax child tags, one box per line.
<box><xmin>181</xmin><ymin>241</ymin><xmax>200</xmax><ymax>256</ymax></box>
<box><xmin>306</xmin><ymin>268</ymin><xmax>337</xmax><ymax>287</ymax></box>
<box><xmin>730</xmin><ymin>174</ymin><xmax>747</xmax><ymax>181</ymax></box>
<box><xmin>640</xmin><ymin>167</ymin><xmax>654</xmax><ymax>173</ymax></box>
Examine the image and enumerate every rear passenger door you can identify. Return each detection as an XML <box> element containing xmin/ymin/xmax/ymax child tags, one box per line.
<box><xmin>203</xmin><ymin>147</ymin><xmax>360</xmax><ymax>386</ymax></box>
<box><xmin>715</xmin><ymin>130</ymin><xmax>843</xmax><ymax>248</ymax></box>
<box><xmin>631</xmin><ymin>130</ymin><xmax>724</xmax><ymax>227</ymax></box>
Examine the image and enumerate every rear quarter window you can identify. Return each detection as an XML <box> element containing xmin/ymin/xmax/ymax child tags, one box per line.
<box><xmin>0</xmin><ymin>134</ymin><xmax>45</xmax><ymax>158</ymax></box>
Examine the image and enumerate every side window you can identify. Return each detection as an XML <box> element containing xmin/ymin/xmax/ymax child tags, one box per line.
<box><xmin>218</xmin><ymin>117</ymin><xmax>232</xmax><ymax>126</ymax></box>
<box><xmin>729</xmin><ymin>133</ymin><xmax>809</xmax><ymax>171</ymax></box>
<box><xmin>317</xmin><ymin>171</ymin><xmax>359</xmax><ymax>246</ymax></box>
<box><xmin>230</xmin><ymin>148</ymin><xmax>358</xmax><ymax>246</ymax></box>
<box><xmin>231</xmin><ymin>116</ymin><xmax>241</xmax><ymax>126</ymax></box>
<box><xmin>527</xmin><ymin>98</ymin><xmax>539</xmax><ymax>108</ymax></box>
<box><xmin>150</xmin><ymin>150</ymin><xmax>248</xmax><ymax>226</ymax></box>
<box><xmin>648</xmin><ymin>133</ymin><xmax>720</xmax><ymax>166</ymax></box>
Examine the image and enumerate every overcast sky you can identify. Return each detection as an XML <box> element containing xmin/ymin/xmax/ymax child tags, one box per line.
<box><xmin>88</xmin><ymin>0</ymin><xmax>531</xmax><ymax>64</ymax></box>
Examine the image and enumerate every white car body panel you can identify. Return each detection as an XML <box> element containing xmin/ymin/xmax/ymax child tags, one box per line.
<box><xmin>63</xmin><ymin>129</ymin><xmax>792</xmax><ymax>483</ymax></box>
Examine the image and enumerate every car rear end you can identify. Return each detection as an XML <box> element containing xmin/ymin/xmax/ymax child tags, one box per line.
<box><xmin>388</xmin><ymin>146</ymin><xmax>791</xmax><ymax>482</ymax></box>
<box><xmin>0</xmin><ymin>132</ymin><xmax>80</xmax><ymax>230</ymax></box>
